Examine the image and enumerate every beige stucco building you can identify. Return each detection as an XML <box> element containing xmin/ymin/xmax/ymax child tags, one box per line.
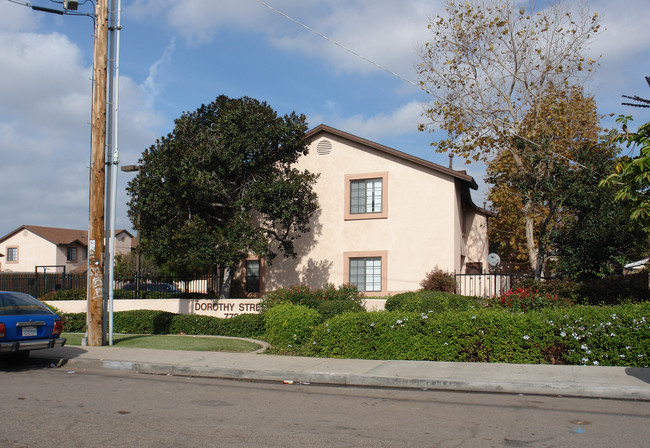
<box><xmin>242</xmin><ymin>125</ymin><xmax>491</xmax><ymax>297</ymax></box>
<box><xmin>0</xmin><ymin>225</ymin><xmax>134</xmax><ymax>273</ymax></box>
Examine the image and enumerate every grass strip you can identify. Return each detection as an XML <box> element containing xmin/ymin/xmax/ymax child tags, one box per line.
<box><xmin>62</xmin><ymin>333</ymin><xmax>262</xmax><ymax>353</ymax></box>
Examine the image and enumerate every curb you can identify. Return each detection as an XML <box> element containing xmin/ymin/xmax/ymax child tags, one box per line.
<box><xmin>32</xmin><ymin>355</ymin><xmax>650</xmax><ymax>401</ymax></box>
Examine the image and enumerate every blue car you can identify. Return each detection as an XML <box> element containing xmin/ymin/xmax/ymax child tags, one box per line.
<box><xmin>0</xmin><ymin>291</ymin><xmax>66</xmax><ymax>364</ymax></box>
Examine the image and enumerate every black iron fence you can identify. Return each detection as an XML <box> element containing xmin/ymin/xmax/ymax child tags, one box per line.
<box><xmin>0</xmin><ymin>272</ymin><xmax>223</xmax><ymax>299</ymax></box>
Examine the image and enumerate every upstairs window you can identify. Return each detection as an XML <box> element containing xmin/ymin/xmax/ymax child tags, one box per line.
<box><xmin>7</xmin><ymin>247</ymin><xmax>18</xmax><ymax>262</ymax></box>
<box><xmin>344</xmin><ymin>172</ymin><xmax>388</xmax><ymax>220</ymax></box>
<box><xmin>67</xmin><ymin>247</ymin><xmax>77</xmax><ymax>262</ymax></box>
<box><xmin>350</xmin><ymin>178</ymin><xmax>383</xmax><ymax>214</ymax></box>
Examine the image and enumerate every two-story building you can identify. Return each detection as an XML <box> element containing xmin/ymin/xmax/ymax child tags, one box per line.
<box><xmin>240</xmin><ymin>125</ymin><xmax>491</xmax><ymax>297</ymax></box>
<box><xmin>0</xmin><ymin>225</ymin><xmax>134</xmax><ymax>273</ymax></box>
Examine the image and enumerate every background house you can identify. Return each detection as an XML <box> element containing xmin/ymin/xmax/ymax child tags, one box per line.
<box><xmin>0</xmin><ymin>225</ymin><xmax>134</xmax><ymax>274</ymax></box>
<box><xmin>241</xmin><ymin>125</ymin><xmax>491</xmax><ymax>297</ymax></box>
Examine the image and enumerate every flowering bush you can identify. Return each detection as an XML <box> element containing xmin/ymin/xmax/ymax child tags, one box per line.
<box><xmin>489</xmin><ymin>287</ymin><xmax>573</xmax><ymax>311</ymax></box>
<box><xmin>549</xmin><ymin>305</ymin><xmax>649</xmax><ymax>366</ymax></box>
<box><xmin>304</xmin><ymin>303</ymin><xmax>649</xmax><ymax>366</ymax></box>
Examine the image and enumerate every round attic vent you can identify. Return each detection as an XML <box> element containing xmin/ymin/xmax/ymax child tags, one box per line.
<box><xmin>316</xmin><ymin>139</ymin><xmax>332</xmax><ymax>155</ymax></box>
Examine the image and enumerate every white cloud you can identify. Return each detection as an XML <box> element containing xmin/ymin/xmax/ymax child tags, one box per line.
<box><xmin>142</xmin><ymin>38</ymin><xmax>176</xmax><ymax>110</ymax></box>
<box><xmin>0</xmin><ymin>11</ymin><xmax>167</xmax><ymax>235</ymax></box>
<box><xmin>129</xmin><ymin>0</ymin><xmax>438</xmax><ymax>78</ymax></box>
<box><xmin>0</xmin><ymin>1</ymin><xmax>41</xmax><ymax>32</ymax></box>
<box><xmin>335</xmin><ymin>101</ymin><xmax>425</xmax><ymax>139</ymax></box>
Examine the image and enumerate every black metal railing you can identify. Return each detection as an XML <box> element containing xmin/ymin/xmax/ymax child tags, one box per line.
<box><xmin>0</xmin><ymin>272</ymin><xmax>223</xmax><ymax>299</ymax></box>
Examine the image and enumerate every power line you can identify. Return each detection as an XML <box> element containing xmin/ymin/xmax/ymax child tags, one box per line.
<box><xmin>253</xmin><ymin>0</ymin><xmax>420</xmax><ymax>91</ymax></box>
<box><xmin>252</xmin><ymin>0</ymin><xmax>590</xmax><ymax>171</ymax></box>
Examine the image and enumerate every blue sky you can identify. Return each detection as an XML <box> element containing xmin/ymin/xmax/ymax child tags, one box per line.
<box><xmin>1</xmin><ymin>0</ymin><xmax>649</xmax><ymax>239</ymax></box>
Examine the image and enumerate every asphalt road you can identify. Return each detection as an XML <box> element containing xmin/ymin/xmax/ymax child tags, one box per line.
<box><xmin>1</xmin><ymin>364</ymin><xmax>649</xmax><ymax>447</ymax></box>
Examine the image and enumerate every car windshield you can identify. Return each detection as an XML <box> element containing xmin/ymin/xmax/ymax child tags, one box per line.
<box><xmin>0</xmin><ymin>292</ymin><xmax>53</xmax><ymax>316</ymax></box>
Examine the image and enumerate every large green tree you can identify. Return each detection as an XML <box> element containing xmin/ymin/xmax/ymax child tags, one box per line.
<box><xmin>554</xmin><ymin>140</ymin><xmax>648</xmax><ymax>278</ymax></box>
<box><xmin>417</xmin><ymin>0</ymin><xmax>600</xmax><ymax>277</ymax></box>
<box><xmin>126</xmin><ymin>95</ymin><xmax>319</xmax><ymax>296</ymax></box>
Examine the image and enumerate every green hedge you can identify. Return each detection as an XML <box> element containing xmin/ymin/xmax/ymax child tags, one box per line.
<box><xmin>41</xmin><ymin>288</ymin><xmax>86</xmax><ymax>301</ymax></box>
<box><xmin>62</xmin><ymin>311</ymin><xmax>264</xmax><ymax>339</ymax></box>
<box><xmin>264</xmin><ymin>303</ymin><xmax>322</xmax><ymax>349</ymax></box>
<box><xmin>170</xmin><ymin>313</ymin><xmax>264</xmax><ymax>338</ymax></box>
<box><xmin>113</xmin><ymin>310</ymin><xmax>175</xmax><ymax>334</ymax></box>
<box><xmin>260</xmin><ymin>284</ymin><xmax>363</xmax><ymax>313</ymax></box>
<box><xmin>385</xmin><ymin>291</ymin><xmax>481</xmax><ymax>313</ymax></box>
<box><xmin>63</xmin><ymin>312</ymin><xmax>87</xmax><ymax>332</ymax></box>
<box><xmin>305</xmin><ymin>303</ymin><xmax>650</xmax><ymax>367</ymax></box>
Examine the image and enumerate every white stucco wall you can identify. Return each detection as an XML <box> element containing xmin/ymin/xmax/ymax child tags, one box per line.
<box><xmin>0</xmin><ymin>230</ymin><xmax>57</xmax><ymax>273</ymax></box>
<box><xmin>45</xmin><ymin>298</ymin><xmax>387</xmax><ymax>317</ymax></box>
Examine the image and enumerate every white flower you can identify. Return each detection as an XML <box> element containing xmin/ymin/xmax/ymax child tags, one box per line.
<box><xmin>593</xmin><ymin>360</ymin><xmax>599</xmax><ymax>366</ymax></box>
<box><xmin>581</xmin><ymin>357</ymin><xmax>589</xmax><ymax>363</ymax></box>
<box><xmin>370</xmin><ymin>322</ymin><xmax>375</xmax><ymax>327</ymax></box>
<box><xmin>560</xmin><ymin>331</ymin><xmax>567</xmax><ymax>337</ymax></box>
<box><xmin>610</xmin><ymin>333</ymin><xmax>616</xmax><ymax>337</ymax></box>
<box><xmin>472</xmin><ymin>315</ymin><xmax>477</xmax><ymax>319</ymax></box>
<box><xmin>581</xmin><ymin>344</ymin><xmax>588</xmax><ymax>350</ymax></box>
<box><xmin>327</xmin><ymin>328</ymin><xmax>331</xmax><ymax>333</ymax></box>
<box><xmin>620</xmin><ymin>354</ymin><xmax>625</xmax><ymax>358</ymax></box>
<box><xmin>523</xmin><ymin>335</ymin><xmax>530</xmax><ymax>340</ymax></box>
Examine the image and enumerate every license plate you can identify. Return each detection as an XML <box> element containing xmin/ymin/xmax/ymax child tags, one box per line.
<box><xmin>22</xmin><ymin>326</ymin><xmax>38</xmax><ymax>337</ymax></box>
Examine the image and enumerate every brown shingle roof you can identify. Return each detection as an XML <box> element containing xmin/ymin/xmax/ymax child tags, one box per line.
<box><xmin>305</xmin><ymin>124</ymin><xmax>479</xmax><ymax>190</ymax></box>
<box><xmin>23</xmin><ymin>225</ymin><xmax>88</xmax><ymax>246</ymax></box>
<box><xmin>0</xmin><ymin>225</ymin><xmax>134</xmax><ymax>246</ymax></box>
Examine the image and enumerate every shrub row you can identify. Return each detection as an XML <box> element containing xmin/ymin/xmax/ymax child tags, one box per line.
<box><xmin>260</xmin><ymin>283</ymin><xmax>363</xmax><ymax>314</ymax></box>
<box><xmin>62</xmin><ymin>310</ymin><xmax>264</xmax><ymax>339</ymax></box>
<box><xmin>484</xmin><ymin>287</ymin><xmax>574</xmax><ymax>311</ymax></box>
<box><xmin>515</xmin><ymin>275</ymin><xmax>649</xmax><ymax>306</ymax></box>
<box><xmin>385</xmin><ymin>290</ymin><xmax>481</xmax><ymax>313</ymax></box>
<box><xmin>277</xmin><ymin>303</ymin><xmax>650</xmax><ymax>367</ymax></box>
<box><xmin>40</xmin><ymin>288</ymin><xmax>87</xmax><ymax>301</ymax></box>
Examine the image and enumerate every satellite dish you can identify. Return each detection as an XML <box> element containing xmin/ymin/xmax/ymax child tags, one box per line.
<box><xmin>488</xmin><ymin>253</ymin><xmax>501</xmax><ymax>267</ymax></box>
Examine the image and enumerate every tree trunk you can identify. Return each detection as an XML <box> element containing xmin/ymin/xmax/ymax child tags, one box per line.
<box><xmin>523</xmin><ymin>201</ymin><xmax>539</xmax><ymax>276</ymax></box>
<box><xmin>220</xmin><ymin>267</ymin><xmax>233</xmax><ymax>299</ymax></box>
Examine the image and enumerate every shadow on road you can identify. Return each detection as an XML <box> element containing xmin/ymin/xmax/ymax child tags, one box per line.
<box><xmin>625</xmin><ymin>367</ymin><xmax>650</xmax><ymax>384</ymax></box>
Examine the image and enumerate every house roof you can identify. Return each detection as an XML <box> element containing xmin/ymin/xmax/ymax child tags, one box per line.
<box><xmin>306</xmin><ymin>124</ymin><xmax>479</xmax><ymax>190</ymax></box>
<box><xmin>0</xmin><ymin>225</ymin><xmax>134</xmax><ymax>246</ymax></box>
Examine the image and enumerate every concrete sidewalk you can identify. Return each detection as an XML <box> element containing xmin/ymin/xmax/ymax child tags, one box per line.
<box><xmin>30</xmin><ymin>345</ymin><xmax>650</xmax><ymax>401</ymax></box>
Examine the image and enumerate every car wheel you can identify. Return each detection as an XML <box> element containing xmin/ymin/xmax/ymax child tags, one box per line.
<box><xmin>1</xmin><ymin>351</ymin><xmax>31</xmax><ymax>366</ymax></box>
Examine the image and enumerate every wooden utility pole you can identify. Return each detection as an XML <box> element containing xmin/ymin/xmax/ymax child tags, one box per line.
<box><xmin>86</xmin><ymin>0</ymin><xmax>109</xmax><ymax>346</ymax></box>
